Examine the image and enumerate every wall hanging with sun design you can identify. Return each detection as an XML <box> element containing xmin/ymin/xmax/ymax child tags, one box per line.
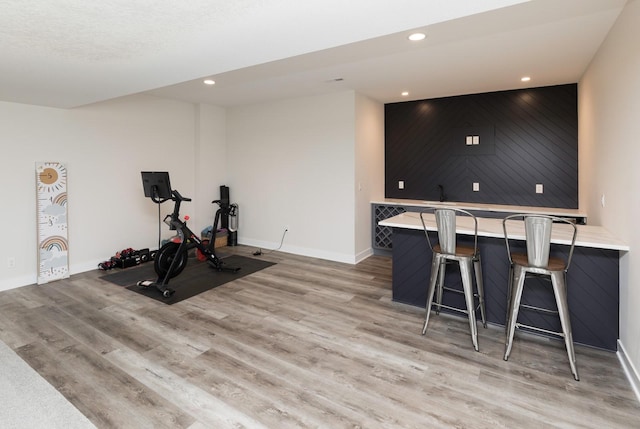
<box><xmin>36</xmin><ymin>162</ymin><xmax>69</xmax><ymax>284</ymax></box>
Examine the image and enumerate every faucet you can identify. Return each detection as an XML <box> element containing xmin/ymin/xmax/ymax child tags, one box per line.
<box><xmin>438</xmin><ymin>184</ymin><xmax>446</xmax><ymax>202</ymax></box>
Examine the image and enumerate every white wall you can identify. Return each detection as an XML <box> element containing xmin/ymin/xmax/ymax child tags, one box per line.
<box><xmin>226</xmin><ymin>91</ymin><xmax>360</xmax><ymax>263</ymax></box>
<box><xmin>0</xmin><ymin>94</ymin><xmax>206</xmax><ymax>290</ymax></box>
<box><xmin>0</xmin><ymin>89</ymin><xmax>381</xmax><ymax>290</ymax></box>
<box><xmin>354</xmin><ymin>93</ymin><xmax>385</xmax><ymax>262</ymax></box>
<box><xmin>579</xmin><ymin>0</ymin><xmax>640</xmax><ymax>392</ymax></box>
<box><xmin>194</xmin><ymin>103</ymin><xmax>228</xmax><ymax>234</ymax></box>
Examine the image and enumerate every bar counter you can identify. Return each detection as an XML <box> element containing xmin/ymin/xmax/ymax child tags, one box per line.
<box><xmin>378</xmin><ymin>210</ymin><xmax>628</xmax><ymax>351</ymax></box>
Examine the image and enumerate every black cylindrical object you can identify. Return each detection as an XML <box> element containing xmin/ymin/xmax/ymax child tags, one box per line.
<box><xmin>220</xmin><ymin>185</ymin><xmax>230</xmax><ymax>229</ymax></box>
<box><xmin>228</xmin><ymin>203</ymin><xmax>238</xmax><ymax>246</ymax></box>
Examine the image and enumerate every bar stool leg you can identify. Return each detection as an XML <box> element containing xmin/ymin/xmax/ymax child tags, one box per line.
<box><xmin>435</xmin><ymin>260</ymin><xmax>446</xmax><ymax>315</ymax></box>
<box><xmin>551</xmin><ymin>271</ymin><xmax>579</xmax><ymax>381</ymax></box>
<box><xmin>422</xmin><ymin>255</ymin><xmax>441</xmax><ymax>335</ymax></box>
<box><xmin>460</xmin><ymin>259</ymin><xmax>479</xmax><ymax>351</ymax></box>
<box><xmin>504</xmin><ymin>266</ymin><xmax>526</xmax><ymax>360</ymax></box>
<box><xmin>505</xmin><ymin>263</ymin><xmax>514</xmax><ymax>325</ymax></box>
<box><xmin>473</xmin><ymin>254</ymin><xmax>487</xmax><ymax>328</ymax></box>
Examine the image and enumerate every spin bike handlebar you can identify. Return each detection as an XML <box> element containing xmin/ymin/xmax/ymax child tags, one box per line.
<box><xmin>171</xmin><ymin>189</ymin><xmax>191</xmax><ymax>203</ymax></box>
<box><xmin>165</xmin><ymin>190</ymin><xmax>192</xmax><ymax>230</ymax></box>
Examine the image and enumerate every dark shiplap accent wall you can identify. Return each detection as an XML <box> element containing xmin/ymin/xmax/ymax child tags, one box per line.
<box><xmin>385</xmin><ymin>84</ymin><xmax>578</xmax><ymax>208</ymax></box>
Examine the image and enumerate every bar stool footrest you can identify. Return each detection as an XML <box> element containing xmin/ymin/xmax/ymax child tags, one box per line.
<box><xmin>442</xmin><ymin>285</ymin><xmax>464</xmax><ymax>295</ymax></box>
<box><xmin>442</xmin><ymin>286</ymin><xmax>483</xmax><ymax>300</ymax></box>
<box><xmin>515</xmin><ymin>322</ymin><xmax>566</xmax><ymax>338</ymax></box>
<box><xmin>432</xmin><ymin>303</ymin><xmax>469</xmax><ymax>316</ymax></box>
<box><xmin>520</xmin><ymin>303</ymin><xmax>559</xmax><ymax>315</ymax></box>
<box><xmin>432</xmin><ymin>302</ymin><xmax>484</xmax><ymax>317</ymax></box>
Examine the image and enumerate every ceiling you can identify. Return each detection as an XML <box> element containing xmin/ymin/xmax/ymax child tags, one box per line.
<box><xmin>0</xmin><ymin>0</ymin><xmax>627</xmax><ymax>109</ymax></box>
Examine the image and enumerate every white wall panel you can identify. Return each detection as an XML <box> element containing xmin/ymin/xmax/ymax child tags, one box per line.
<box><xmin>227</xmin><ymin>92</ymin><xmax>357</xmax><ymax>262</ymax></box>
<box><xmin>579</xmin><ymin>0</ymin><xmax>640</xmax><ymax>394</ymax></box>
<box><xmin>0</xmin><ymin>94</ymin><xmax>198</xmax><ymax>290</ymax></box>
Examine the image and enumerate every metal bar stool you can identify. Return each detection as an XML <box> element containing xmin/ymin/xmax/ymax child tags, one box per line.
<box><xmin>419</xmin><ymin>207</ymin><xmax>487</xmax><ymax>351</ymax></box>
<box><xmin>502</xmin><ymin>214</ymin><xmax>579</xmax><ymax>380</ymax></box>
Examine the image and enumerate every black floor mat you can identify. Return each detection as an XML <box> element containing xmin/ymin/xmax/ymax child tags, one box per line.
<box><xmin>100</xmin><ymin>254</ymin><xmax>275</xmax><ymax>304</ymax></box>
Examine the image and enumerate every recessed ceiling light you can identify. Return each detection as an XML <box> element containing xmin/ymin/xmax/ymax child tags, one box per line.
<box><xmin>203</xmin><ymin>79</ymin><xmax>215</xmax><ymax>85</ymax></box>
<box><xmin>401</xmin><ymin>91</ymin><xmax>409</xmax><ymax>96</ymax></box>
<box><xmin>521</xmin><ymin>76</ymin><xmax>531</xmax><ymax>82</ymax></box>
<box><xmin>408</xmin><ymin>32</ymin><xmax>426</xmax><ymax>41</ymax></box>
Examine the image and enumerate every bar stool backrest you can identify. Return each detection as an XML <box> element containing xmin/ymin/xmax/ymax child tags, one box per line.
<box><xmin>524</xmin><ymin>216</ymin><xmax>553</xmax><ymax>268</ymax></box>
<box><xmin>435</xmin><ymin>209</ymin><xmax>457</xmax><ymax>255</ymax></box>
<box><xmin>503</xmin><ymin>214</ymin><xmax>578</xmax><ymax>272</ymax></box>
<box><xmin>420</xmin><ymin>207</ymin><xmax>479</xmax><ymax>257</ymax></box>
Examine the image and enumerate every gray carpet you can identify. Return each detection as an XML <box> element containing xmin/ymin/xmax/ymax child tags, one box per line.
<box><xmin>0</xmin><ymin>339</ymin><xmax>95</xmax><ymax>429</ymax></box>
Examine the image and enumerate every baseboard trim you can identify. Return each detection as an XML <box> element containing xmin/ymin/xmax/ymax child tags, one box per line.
<box><xmin>354</xmin><ymin>247</ymin><xmax>374</xmax><ymax>264</ymax></box>
<box><xmin>0</xmin><ymin>259</ymin><xmax>105</xmax><ymax>292</ymax></box>
<box><xmin>239</xmin><ymin>238</ymin><xmax>360</xmax><ymax>264</ymax></box>
<box><xmin>617</xmin><ymin>339</ymin><xmax>640</xmax><ymax>403</ymax></box>
<box><xmin>0</xmin><ymin>274</ymin><xmax>36</xmax><ymax>292</ymax></box>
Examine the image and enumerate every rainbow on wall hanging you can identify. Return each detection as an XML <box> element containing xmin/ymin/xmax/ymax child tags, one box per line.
<box><xmin>36</xmin><ymin>162</ymin><xmax>69</xmax><ymax>284</ymax></box>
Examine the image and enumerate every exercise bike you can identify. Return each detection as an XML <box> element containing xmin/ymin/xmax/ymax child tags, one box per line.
<box><xmin>138</xmin><ymin>189</ymin><xmax>240</xmax><ymax>298</ymax></box>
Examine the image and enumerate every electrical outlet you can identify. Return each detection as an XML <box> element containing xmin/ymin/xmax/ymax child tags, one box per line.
<box><xmin>7</xmin><ymin>257</ymin><xmax>15</xmax><ymax>268</ymax></box>
<box><xmin>398</xmin><ymin>180</ymin><xmax>405</xmax><ymax>190</ymax></box>
<box><xmin>473</xmin><ymin>182</ymin><xmax>479</xmax><ymax>192</ymax></box>
<box><xmin>536</xmin><ymin>184</ymin><xmax>543</xmax><ymax>194</ymax></box>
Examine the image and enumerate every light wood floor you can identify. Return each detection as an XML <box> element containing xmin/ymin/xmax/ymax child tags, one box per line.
<box><xmin>1</xmin><ymin>246</ymin><xmax>638</xmax><ymax>428</ymax></box>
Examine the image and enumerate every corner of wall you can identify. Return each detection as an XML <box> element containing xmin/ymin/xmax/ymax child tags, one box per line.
<box><xmin>618</xmin><ymin>340</ymin><xmax>640</xmax><ymax>403</ymax></box>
